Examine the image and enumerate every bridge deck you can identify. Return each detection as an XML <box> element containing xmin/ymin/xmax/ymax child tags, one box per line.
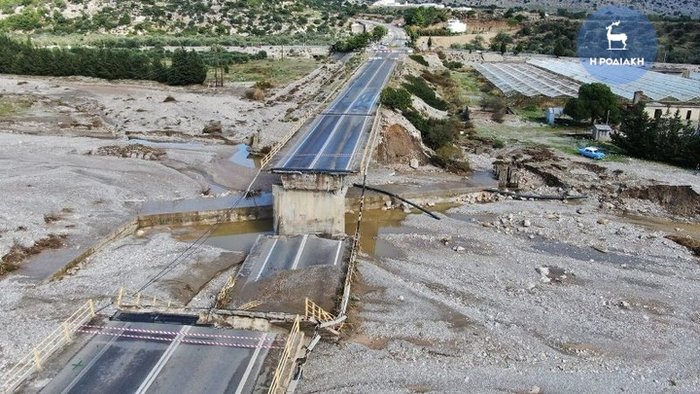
<box><xmin>271</xmin><ymin>52</ymin><xmax>398</xmax><ymax>174</ymax></box>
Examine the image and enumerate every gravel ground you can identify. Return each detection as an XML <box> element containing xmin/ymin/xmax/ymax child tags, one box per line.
<box><xmin>299</xmin><ymin>197</ymin><xmax>700</xmax><ymax>393</ymax></box>
<box><xmin>0</xmin><ymin>133</ymin><xmax>202</xmax><ymax>262</ymax></box>
<box><xmin>0</xmin><ymin>231</ymin><xmax>227</xmax><ymax>375</ymax></box>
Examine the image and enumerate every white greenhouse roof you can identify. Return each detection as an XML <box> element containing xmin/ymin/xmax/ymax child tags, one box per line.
<box><xmin>528</xmin><ymin>58</ymin><xmax>700</xmax><ymax>102</ymax></box>
<box><xmin>473</xmin><ymin>63</ymin><xmax>580</xmax><ymax>98</ymax></box>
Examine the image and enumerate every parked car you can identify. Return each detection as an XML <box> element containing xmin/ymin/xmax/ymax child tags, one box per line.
<box><xmin>578</xmin><ymin>146</ymin><xmax>606</xmax><ymax>160</ymax></box>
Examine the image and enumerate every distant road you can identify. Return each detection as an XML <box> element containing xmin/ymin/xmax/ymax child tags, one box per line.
<box><xmin>272</xmin><ymin>51</ymin><xmax>399</xmax><ymax>174</ymax></box>
<box><xmin>41</xmin><ymin>322</ymin><xmax>278</xmax><ymax>394</ymax></box>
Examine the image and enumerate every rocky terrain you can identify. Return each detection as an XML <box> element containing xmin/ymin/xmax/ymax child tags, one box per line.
<box><xmin>452</xmin><ymin>0</ymin><xmax>700</xmax><ymax>18</ymax></box>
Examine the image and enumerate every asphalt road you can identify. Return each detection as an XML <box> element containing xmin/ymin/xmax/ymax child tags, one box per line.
<box><xmin>41</xmin><ymin>322</ymin><xmax>279</xmax><ymax>394</ymax></box>
<box><xmin>237</xmin><ymin>234</ymin><xmax>345</xmax><ymax>284</ymax></box>
<box><xmin>272</xmin><ymin>51</ymin><xmax>399</xmax><ymax>174</ymax></box>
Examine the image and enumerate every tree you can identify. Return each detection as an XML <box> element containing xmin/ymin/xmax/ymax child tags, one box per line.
<box><xmin>168</xmin><ymin>48</ymin><xmax>207</xmax><ymax>86</ymax></box>
<box><xmin>553</xmin><ymin>39</ymin><xmax>566</xmax><ymax>57</ymax></box>
<box><xmin>490</xmin><ymin>32</ymin><xmax>513</xmax><ymax>51</ymax></box>
<box><xmin>371</xmin><ymin>25</ymin><xmax>387</xmax><ymax>42</ymax></box>
<box><xmin>564</xmin><ymin>83</ymin><xmax>619</xmax><ymax>124</ymax></box>
<box><xmin>500</xmin><ymin>42</ymin><xmax>507</xmax><ymax>55</ymax></box>
<box><xmin>427</xmin><ymin>36</ymin><xmax>433</xmax><ymax>51</ymax></box>
<box><xmin>613</xmin><ymin>103</ymin><xmax>700</xmax><ymax>167</ymax></box>
<box><xmin>513</xmin><ymin>42</ymin><xmax>524</xmax><ymax>55</ymax></box>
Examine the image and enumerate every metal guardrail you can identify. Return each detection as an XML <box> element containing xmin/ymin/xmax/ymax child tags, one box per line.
<box><xmin>268</xmin><ymin>315</ymin><xmax>301</xmax><ymax>394</ymax></box>
<box><xmin>1</xmin><ymin>300</ymin><xmax>96</xmax><ymax>393</ymax></box>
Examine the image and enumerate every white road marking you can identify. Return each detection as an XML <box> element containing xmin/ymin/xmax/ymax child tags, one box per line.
<box><xmin>234</xmin><ymin>334</ymin><xmax>268</xmax><ymax>394</ymax></box>
<box><xmin>254</xmin><ymin>239</ymin><xmax>279</xmax><ymax>281</ymax></box>
<box><xmin>309</xmin><ymin>59</ymin><xmax>388</xmax><ymax>169</ymax></box>
<box><xmin>60</xmin><ymin>324</ymin><xmax>126</xmax><ymax>394</ymax></box>
<box><xmin>345</xmin><ymin>60</ymin><xmax>397</xmax><ymax>171</ymax></box>
<box><xmin>290</xmin><ymin>234</ymin><xmax>309</xmax><ymax>270</ymax></box>
<box><xmin>134</xmin><ymin>325</ymin><xmax>191</xmax><ymax>394</ymax></box>
<box><xmin>332</xmin><ymin>241</ymin><xmax>343</xmax><ymax>266</ymax></box>
<box><xmin>279</xmin><ymin>61</ymin><xmax>372</xmax><ymax>168</ymax></box>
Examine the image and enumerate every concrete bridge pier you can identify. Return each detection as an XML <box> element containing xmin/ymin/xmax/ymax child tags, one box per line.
<box><xmin>273</xmin><ymin>173</ymin><xmax>347</xmax><ymax>237</ymax></box>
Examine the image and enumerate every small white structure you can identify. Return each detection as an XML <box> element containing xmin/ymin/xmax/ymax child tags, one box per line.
<box><xmin>446</xmin><ymin>19</ymin><xmax>467</xmax><ymax>34</ymax></box>
<box><xmin>591</xmin><ymin>124</ymin><xmax>613</xmax><ymax>141</ymax></box>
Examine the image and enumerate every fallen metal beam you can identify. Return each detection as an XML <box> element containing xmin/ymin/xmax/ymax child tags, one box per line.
<box><xmin>352</xmin><ymin>184</ymin><xmax>441</xmax><ymax>220</ymax></box>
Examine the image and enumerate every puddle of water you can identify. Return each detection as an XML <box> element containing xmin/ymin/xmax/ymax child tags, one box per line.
<box><xmin>15</xmin><ymin>246</ymin><xmax>82</xmax><ymax>281</ymax></box>
<box><xmin>172</xmin><ymin>219</ymin><xmax>274</xmax><ymax>253</ymax></box>
<box><xmin>346</xmin><ymin>203</ymin><xmax>457</xmax><ymax>259</ymax></box>
<box><xmin>228</xmin><ymin>144</ymin><xmax>259</xmax><ymax>168</ymax></box>
<box><xmin>465</xmin><ymin>170</ymin><xmax>497</xmax><ymax>188</ymax></box>
<box><xmin>619</xmin><ymin>214</ymin><xmax>700</xmax><ymax>238</ymax></box>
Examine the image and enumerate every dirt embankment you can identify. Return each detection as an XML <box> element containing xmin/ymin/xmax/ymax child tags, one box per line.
<box><xmin>620</xmin><ymin>185</ymin><xmax>700</xmax><ymax>217</ymax></box>
<box><xmin>377</xmin><ymin>123</ymin><xmax>429</xmax><ymax>166</ymax></box>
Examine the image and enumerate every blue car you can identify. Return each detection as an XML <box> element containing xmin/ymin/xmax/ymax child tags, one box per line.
<box><xmin>578</xmin><ymin>146</ymin><xmax>606</xmax><ymax>160</ymax></box>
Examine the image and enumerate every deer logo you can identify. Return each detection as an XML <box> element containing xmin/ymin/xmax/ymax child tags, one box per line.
<box><xmin>606</xmin><ymin>21</ymin><xmax>628</xmax><ymax>50</ymax></box>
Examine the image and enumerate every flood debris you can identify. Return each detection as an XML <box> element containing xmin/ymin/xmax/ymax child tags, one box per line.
<box><xmin>92</xmin><ymin>144</ymin><xmax>166</xmax><ymax>160</ymax></box>
<box><xmin>0</xmin><ymin>234</ymin><xmax>66</xmax><ymax>275</ymax></box>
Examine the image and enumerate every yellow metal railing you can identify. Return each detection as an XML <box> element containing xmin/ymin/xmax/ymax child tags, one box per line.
<box><xmin>1</xmin><ymin>300</ymin><xmax>96</xmax><ymax>393</ymax></box>
<box><xmin>115</xmin><ymin>288</ymin><xmax>177</xmax><ymax>310</ymax></box>
<box><xmin>268</xmin><ymin>315</ymin><xmax>301</xmax><ymax>394</ymax></box>
<box><xmin>304</xmin><ymin>297</ymin><xmax>335</xmax><ymax>323</ymax></box>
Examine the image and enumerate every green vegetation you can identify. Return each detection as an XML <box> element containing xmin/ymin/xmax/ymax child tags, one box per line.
<box><xmin>225</xmin><ymin>58</ymin><xmax>318</xmax><ymax>85</ymax></box>
<box><xmin>564</xmin><ymin>83</ymin><xmax>620</xmax><ymax>125</ymax></box>
<box><xmin>0</xmin><ymin>0</ymin><xmax>358</xmax><ymax>40</ymax></box>
<box><xmin>514</xmin><ymin>18</ymin><xmax>700</xmax><ymax>64</ymax></box>
<box><xmin>403</xmin><ymin>6</ymin><xmax>448</xmax><ymax>28</ymax></box>
<box><xmin>613</xmin><ymin>103</ymin><xmax>700</xmax><ymax>168</ymax></box>
<box><xmin>332</xmin><ymin>25</ymin><xmax>387</xmax><ymax>52</ymax></box>
<box><xmin>167</xmin><ymin>48</ymin><xmax>207</xmax><ymax>85</ymax></box>
<box><xmin>0</xmin><ymin>35</ymin><xmax>206</xmax><ymax>85</ymax></box>
<box><xmin>380</xmin><ymin>87</ymin><xmax>412</xmax><ymax>112</ymax></box>
<box><xmin>408</xmin><ymin>54</ymin><xmax>429</xmax><ymax>67</ymax></box>
<box><xmin>402</xmin><ymin>75</ymin><xmax>448</xmax><ymax>111</ymax></box>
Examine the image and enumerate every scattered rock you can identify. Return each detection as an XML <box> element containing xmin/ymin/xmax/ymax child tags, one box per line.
<box><xmin>163</xmin><ymin>95</ymin><xmax>176</xmax><ymax>102</ymax></box>
<box><xmin>536</xmin><ymin>265</ymin><xmax>573</xmax><ymax>284</ymax></box>
<box><xmin>618</xmin><ymin>300</ymin><xmax>631</xmax><ymax>310</ymax></box>
<box><xmin>202</xmin><ymin>120</ymin><xmax>223</xmax><ymax>134</ymax></box>
<box><xmin>453</xmin><ymin>245</ymin><xmax>465</xmax><ymax>252</ymax></box>
<box><xmin>522</xmin><ymin>219</ymin><xmax>531</xmax><ymax>228</ymax></box>
<box><xmin>409</xmin><ymin>158</ymin><xmax>419</xmax><ymax>169</ymax></box>
<box><xmin>597</xmin><ymin>218</ymin><xmax>609</xmax><ymax>225</ymax></box>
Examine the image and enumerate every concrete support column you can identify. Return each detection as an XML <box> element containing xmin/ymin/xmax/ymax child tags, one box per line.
<box><xmin>273</xmin><ymin>185</ymin><xmax>347</xmax><ymax>236</ymax></box>
<box><xmin>273</xmin><ymin>173</ymin><xmax>348</xmax><ymax>236</ymax></box>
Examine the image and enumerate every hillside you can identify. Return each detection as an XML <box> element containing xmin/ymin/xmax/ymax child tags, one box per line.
<box><xmin>446</xmin><ymin>0</ymin><xmax>700</xmax><ymax>18</ymax></box>
<box><xmin>0</xmin><ymin>0</ymin><xmax>360</xmax><ymax>44</ymax></box>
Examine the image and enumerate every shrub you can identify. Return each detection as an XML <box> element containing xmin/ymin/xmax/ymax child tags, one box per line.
<box><xmin>443</xmin><ymin>60</ymin><xmax>463</xmax><ymax>70</ymax></box>
<box><xmin>492</xmin><ymin>109</ymin><xmax>506</xmax><ymax>123</ymax></box>
<box><xmin>244</xmin><ymin>88</ymin><xmax>265</xmax><ymax>101</ymax></box>
<box><xmin>432</xmin><ymin>145</ymin><xmax>471</xmax><ymax>173</ymax></box>
<box><xmin>409</xmin><ymin>54</ymin><xmax>429</xmax><ymax>67</ymax></box>
<box><xmin>380</xmin><ymin>87</ymin><xmax>412</xmax><ymax>112</ymax></box>
<box><xmin>254</xmin><ymin>80</ymin><xmax>273</xmax><ymax>90</ymax></box>
<box><xmin>402</xmin><ymin>75</ymin><xmax>449</xmax><ymax>111</ymax></box>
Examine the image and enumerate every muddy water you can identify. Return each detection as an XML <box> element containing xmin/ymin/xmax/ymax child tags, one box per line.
<box><xmin>346</xmin><ymin>203</ymin><xmax>457</xmax><ymax>259</ymax></box>
<box><xmin>228</xmin><ymin>144</ymin><xmax>259</xmax><ymax>168</ymax></box>
<box><xmin>619</xmin><ymin>214</ymin><xmax>700</xmax><ymax>238</ymax></box>
<box><xmin>171</xmin><ymin>219</ymin><xmax>274</xmax><ymax>253</ymax></box>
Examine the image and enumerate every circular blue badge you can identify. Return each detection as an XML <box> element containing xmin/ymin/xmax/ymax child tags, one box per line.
<box><xmin>577</xmin><ymin>6</ymin><xmax>657</xmax><ymax>85</ymax></box>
